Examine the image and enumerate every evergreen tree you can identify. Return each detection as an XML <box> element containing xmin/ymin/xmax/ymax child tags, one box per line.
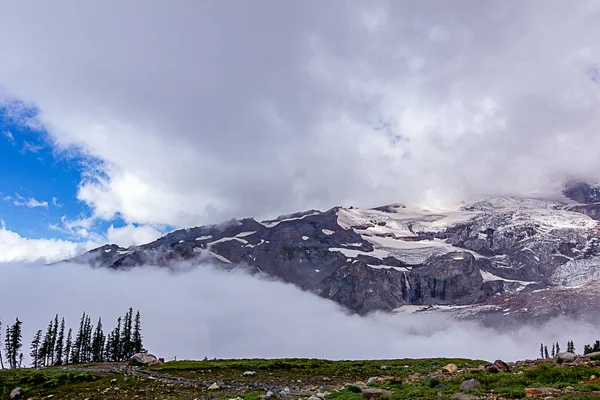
<box><xmin>55</xmin><ymin>318</ymin><xmax>65</xmax><ymax>365</ymax></box>
<box><xmin>91</xmin><ymin>317</ymin><xmax>105</xmax><ymax>362</ymax></box>
<box><xmin>556</xmin><ymin>342</ymin><xmax>560</xmax><ymax>354</ymax></box>
<box><xmin>64</xmin><ymin>329</ymin><xmax>72</xmax><ymax>364</ymax></box>
<box><xmin>0</xmin><ymin>319</ymin><xmax>4</xmax><ymax>369</ymax></box>
<box><xmin>121</xmin><ymin>308</ymin><xmax>133</xmax><ymax>360</ymax></box>
<box><xmin>112</xmin><ymin>317</ymin><xmax>121</xmax><ymax>361</ymax></box>
<box><xmin>544</xmin><ymin>345</ymin><xmax>549</xmax><ymax>359</ymax></box>
<box><xmin>30</xmin><ymin>330</ymin><xmax>42</xmax><ymax>368</ymax></box>
<box><xmin>551</xmin><ymin>343</ymin><xmax>555</xmax><ymax>358</ymax></box>
<box><xmin>5</xmin><ymin>318</ymin><xmax>23</xmax><ymax>369</ymax></box>
<box><xmin>104</xmin><ymin>332</ymin><xmax>113</xmax><ymax>362</ymax></box>
<box><xmin>50</xmin><ymin>315</ymin><xmax>58</xmax><ymax>365</ymax></box>
<box><xmin>540</xmin><ymin>343</ymin><xmax>544</xmax><ymax>359</ymax></box>
<box><xmin>133</xmin><ymin>310</ymin><xmax>143</xmax><ymax>353</ymax></box>
<box><xmin>40</xmin><ymin>320</ymin><xmax>54</xmax><ymax>366</ymax></box>
<box><xmin>4</xmin><ymin>323</ymin><xmax>13</xmax><ymax>369</ymax></box>
<box><xmin>585</xmin><ymin>344</ymin><xmax>593</xmax><ymax>354</ymax></box>
<box><xmin>71</xmin><ymin>312</ymin><xmax>86</xmax><ymax>364</ymax></box>
<box><xmin>82</xmin><ymin>315</ymin><xmax>92</xmax><ymax>363</ymax></box>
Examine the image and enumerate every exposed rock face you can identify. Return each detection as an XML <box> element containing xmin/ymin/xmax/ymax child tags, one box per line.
<box><xmin>66</xmin><ymin>189</ymin><xmax>600</xmax><ymax>325</ymax></box>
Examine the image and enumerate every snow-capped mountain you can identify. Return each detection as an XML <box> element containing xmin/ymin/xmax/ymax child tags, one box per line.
<box><xmin>67</xmin><ymin>182</ymin><xmax>600</xmax><ymax>326</ymax></box>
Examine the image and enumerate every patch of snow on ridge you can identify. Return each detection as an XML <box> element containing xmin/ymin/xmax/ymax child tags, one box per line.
<box><xmin>195</xmin><ymin>235</ymin><xmax>213</xmax><ymax>241</ymax></box>
<box><xmin>302</xmin><ymin>236</ymin><xmax>309</xmax><ymax>241</ymax></box>
<box><xmin>209</xmin><ymin>251</ymin><xmax>232</xmax><ymax>264</ymax></box>
<box><xmin>480</xmin><ymin>270</ymin><xmax>535</xmax><ymax>285</ymax></box>
<box><xmin>262</xmin><ymin>212</ymin><xmax>321</xmax><ymax>228</ymax></box>
<box><xmin>328</xmin><ymin>247</ymin><xmax>389</xmax><ymax>260</ymax></box>
<box><xmin>322</xmin><ymin>229</ymin><xmax>335</xmax><ymax>235</ymax></box>
<box><xmin>236</xmin><ymin>231</ymin><xmax>256</xmax><ymax>237</ymax></box>
<box><xmin>550</xmin><ymin>257</ymin><xmax>600</xmax><ymax>287</ymax></box>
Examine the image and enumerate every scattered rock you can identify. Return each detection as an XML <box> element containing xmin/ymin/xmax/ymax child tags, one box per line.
<box><xmin>110</xmin><ymin>379</ymin><xmax>117</xmax><ymax>385</ymax></box>
<box><xmin>381</xmin><ymin>365</ymin><xmax>388</xmax><ymax>370</ymax></box>
<box><xmin>9</xmin><ymin>387</ymin><xmax>21</xmax><ymax>399</ymax></box>
<box><xmin>555</xmin><ymin>352</ymin><xmax>577</xmax><ymax>362</ymax></box>
<box><xmin>263</xmin><ymin>391</ymin><xmax>277</xmax><ymax>399</ymax></box>
<box><xmin>451</xmin><ymin>394</ymin><xmax>478</xmax><ymax>400</ymax></box>
<box><xmin>367</xmin><ymin>377</ymin><xmax>379</xmax><ymax>383</ymax></box>
<box><xmin>362</xmin><ymin>388</ymin><xmax>394</xmax><ymax>398</ymax></box>
<box><xmin>442</xmin><ymin>364</ymin><xmax>458</xmax><ymax>373</ymax></box>
<box><xmin>243</xmin><ymin>370</ymin><xmax>257</xmax><ymax>376</ymax></box>
<box><xmin>525</xmin><ymin>387</ymin><xmax>561</xmax><ymax>397</ymax></box>
<box><xmin>460</xmin><ymin>379</ymin><xmax>481</xmax><ymax>391</ymax></box>
<box><xmin>208</xmin><ymin>383</ymin><xmax>220</xmax><ymax>390</ymax></box>
<box><xmin>493</xmin><ymin>359</ymin><xmax>511</xmax><ymax>372</ymax></box>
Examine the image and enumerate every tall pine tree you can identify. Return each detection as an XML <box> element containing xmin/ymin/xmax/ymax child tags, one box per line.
<box><xmin>104</xmin><ymin>332</ymin><xmax>113</xmax><ymax>362</ymax></box>
<box><xmin>133</xmin><ymin>310</ymin><xmax>143</xmax><ymax>353</ymax></box>
<box><xmin>50</xmin><ymin>315</ymin><xmax>58</xmax><ymax>365</ymax></box>
<box><xmin>71</xmin><ymin>312</ymin><xmax>86</xmax><ymax>364</ymax></box>
<box><xmin>91</xmin><ymin>317</ymin><xmax>105</xmax><ymax>362</ymax></box>
<box><xmin>112</xmin><ymin>317</ymin><xmax>121</xmax><ymax>361</ymax></box>
<box><xmin>64</xmin><ymin>328</ymin><xmax>72</xmax><ymax>365</ymax></box>
<box><xmin>4</xmin><ymin>323</ymin><xmax>13</xmax><ymax>369</ymax></box>
<box><xmin>121</xmin><ymin>308</ymin><xmax>133</xmax><ymax>360</ymax></box>
<box><xmin>40</xmin><ymin>320</ymin><xmax>54</xmax><ymax>366</ymax></box>
<box><xmin>0</xmin><ymin>319</ymin><xmax>5</xmax><ymax>369</ymax></box>
<box><xmin>55</xmin><ymin>318</ymin><xmax>65</xmax><ymax>365</ymax></box>
<box><xmin>6</xmin><ymin>318</ymin><xmax>22</xmax><ymax>369</ymax></box>
<box><xmin>30</xmin><ymin>330</ymin><xmax>42</xmax><ymax>368</ymax></box>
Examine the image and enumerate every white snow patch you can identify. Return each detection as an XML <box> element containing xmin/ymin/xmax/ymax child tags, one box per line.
<box><xmin>195</xmin><ymin>235</ymin><xmax>213</xmax><ymax>241</ymax></box>
<box><xmin>480</xmin><ymin>270</ymin><xmax>535</xmax><ymax>285</ymax></box>
<box><xmin>328</xmin><ymin>247</ymin><xmax>389</xmax><ymax>259</ymax></box>
<box><xmin>117</xmin><ymin>250</ymin><xmax>130</xmax><ymax>255</ymax></box>
<box><xmin>236</xmin><ymin>231</ymin><xmax>256</xmax><ymax>238</ymax></box>
<box><xmin>179</xmin><ymin>240</ymin><xmax>184</xmax><ymax>244</ymax></box>
<box><xmin>261</xmin><ymin>212</ymin><xmax>321</xmax><ymax>228</ymax></box>
<box><xmin>343</xmin><ymin>243</ymin><xmax>363</xmax><ymax>247</ymax></box>
<box><xmin>209</xmin><ymin>251</ymin><xmax>232</xmax><ymax>264</ymax></box>
<box><xmin>302</xmin><ymin>236</ymin><xmax>309</xmax><ymax>241</ymax></box>
<box><xmin>322</xmin><ymin>229</ymin><xmax>335</xmax><ymax>235</ymax></box>
<box><xmin>104</xmin><ymin>249</ymin><xmax>112</xmax><ymax>253</ymax></box>
<box><xmin>315</xmin><ymin>269</ymin><xmax>320</xmax><ymax>272</ymax></box>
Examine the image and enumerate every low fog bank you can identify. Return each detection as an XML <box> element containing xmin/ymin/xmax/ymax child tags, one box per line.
<box><xmin>1</xmin><ymin>262</ymin><xmax>598</xmax><ymax>363</ymax></box>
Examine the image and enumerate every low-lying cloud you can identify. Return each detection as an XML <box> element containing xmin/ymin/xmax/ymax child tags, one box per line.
<box><xmin>1</xmin><ymin>261</ymin><xmax>598</xmax><ymax>363</ymax></box>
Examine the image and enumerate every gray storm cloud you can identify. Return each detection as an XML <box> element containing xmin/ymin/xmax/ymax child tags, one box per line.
<box><xmin>1</xmin><ymin>262</ymin><xmax>598</xmax><ymax>362</ymax></box>
<box><xmin>0</xmin><ymin>1</ymin><xmax>599</xmax><ymax>229</ymax></box>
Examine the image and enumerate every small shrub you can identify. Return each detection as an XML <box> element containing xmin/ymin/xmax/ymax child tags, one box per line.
<box><xmin>426</xmin><ymin>378</ymin><xmax>441</xmax><ymax>388</ymax></box>
<box><xmin>346</xmin><ymin>385</ymin><xmax>362</xmax><ymax>393</ymax></box>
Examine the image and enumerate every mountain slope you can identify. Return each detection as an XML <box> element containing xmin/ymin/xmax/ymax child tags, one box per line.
<box><xmin>66</xmin><ymin>185</ymin><xmax>600</xmax><ymax>324</ymax></box>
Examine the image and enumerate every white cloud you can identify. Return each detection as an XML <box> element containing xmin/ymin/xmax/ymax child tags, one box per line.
<box><xmin>12</xmin><ymin>193</ymin><xmax>49</xmax><ymax>208</ymax></box>
<box><xmin>0</xmin><ymin>261</ymin><xmax>598</xmax><ymax>363</ymax></box>
<box><xmin>22</xmin><ymin>140</ymin><xmax>42</xmax><ymax>153</ymax></box>
<box><xmin>0</xmin><ymin>1</ymin><xmax>599</xmax><ymax>230</ymax></box>
<box><xmin>106</xmin><ymin>223</ymin><xmax>163</xmax><ymax>247</ymax></box>
<box><xmin>0</xmin><ymin>220</ymin><xmax>96</xmax><ymax>263</ymax></box>
<box><xmin>2</xmin><ymin>130</ymin><xmax>15</xmax><ymax>145</ymax></box>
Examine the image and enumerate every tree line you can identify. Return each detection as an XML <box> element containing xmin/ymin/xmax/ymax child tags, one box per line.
<box><xmin>0</xmin><ymin>307</ymin><xmax>143</xmax><ymax>369</ymax></box>
<box><xmin>539</xmin><ymin>339</ymin><xmax>600</xmax><ymax>358</ymax></box>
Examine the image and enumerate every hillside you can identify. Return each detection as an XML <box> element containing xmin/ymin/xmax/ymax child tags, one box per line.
<box><xmin>2</xmin><ymin>355</ymin><xmax>600</xmax><ymax>399</ymax></box>
<box><xmin>66</xmin><ymin>182</ymin><xmax>600</xmax><ymax>327</ymax></box>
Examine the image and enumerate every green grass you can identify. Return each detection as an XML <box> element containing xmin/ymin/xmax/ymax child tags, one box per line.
<box><xmin>1</xmin><ymin>358</ymin><xmax>598</xmax><ymax>400</ymax></box>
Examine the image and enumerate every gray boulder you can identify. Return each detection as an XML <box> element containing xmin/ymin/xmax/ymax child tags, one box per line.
<box><xmin>460</xmin><ymin>379</ymin><xmax>481</xmax><ymax>391</ymax></box>
<box><xmin>9</xmin><ymin>387</ymin><xmax>22</xmax><ymax>399</ymax></box>
<box><xmin>556</xmin><ymin>352</ymin><xmax>577</xmax><ymax>362</ymax></box>
<box><xmin>129</xmin><ymin>353</ymin><xmax>163</xmax><ymax>366</ymax></box>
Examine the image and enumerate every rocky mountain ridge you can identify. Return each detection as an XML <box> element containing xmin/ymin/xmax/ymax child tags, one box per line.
<box><xmin>67</xmin><ymin>182</ymin><xmax>600</xmax><ymax>326</ymax></box>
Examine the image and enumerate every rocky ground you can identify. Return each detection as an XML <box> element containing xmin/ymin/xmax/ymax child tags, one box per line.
<box><xmin>2</xmin><ymin>354</ymin><xmax>600</xmax><ymax>399</ymax></box>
